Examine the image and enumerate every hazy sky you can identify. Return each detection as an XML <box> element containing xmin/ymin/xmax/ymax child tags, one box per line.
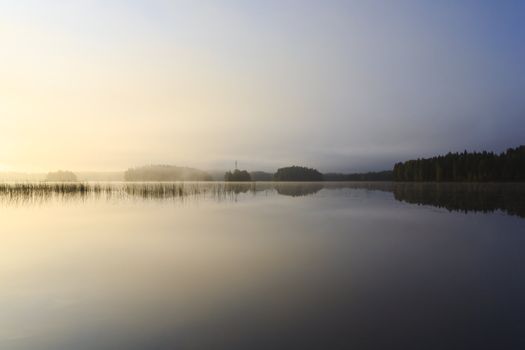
<box><xmin>1</xmin><ymin>0</ymin><xmax>524</xmax><ymax>172</ymax></box>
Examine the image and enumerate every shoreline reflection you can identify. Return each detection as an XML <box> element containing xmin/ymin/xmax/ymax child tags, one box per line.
<box><xmin>0</xmin><ymin>182</ymin><xmax>523</xmax><ymax>218</ymax></box>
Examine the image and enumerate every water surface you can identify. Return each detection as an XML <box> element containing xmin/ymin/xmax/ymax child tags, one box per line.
<box><xmin>1</xmin><ymin>182</ymin><xmax>524</xmax><ymax>350</ymax></box>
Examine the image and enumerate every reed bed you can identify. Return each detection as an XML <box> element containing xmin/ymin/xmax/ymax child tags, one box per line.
<box><xmin>0</xmin><ymin>182</ymin><xmax>265</xmax><ymax>205</ymax></box>
<box><xmin>0</xmin><ymin>181</ymin><xmax>389</xmax><ymax>205</ymax></box>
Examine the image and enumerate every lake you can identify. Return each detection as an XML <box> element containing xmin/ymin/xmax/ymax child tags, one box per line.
<box><xmin>1</xmin><ymin>182</ymin><xmax>524</xmax><ymax>350</ymax></box>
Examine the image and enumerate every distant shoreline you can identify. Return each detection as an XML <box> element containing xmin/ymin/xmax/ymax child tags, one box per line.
<box><xmin>0</xmin><ymin>144</ymin><xmax>522</xmax><ymax>183</ymax></box>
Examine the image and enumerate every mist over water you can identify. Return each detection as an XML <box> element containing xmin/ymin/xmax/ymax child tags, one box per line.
<box><xmin>1</xmin><ymin>182</ymin><xmax>524</xmax><ymax>350</ymax></box>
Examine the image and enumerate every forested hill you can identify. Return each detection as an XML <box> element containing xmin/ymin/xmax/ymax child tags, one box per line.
<box><xmin>124</xmin><ymin>165</ymin><xmax>212</xmax><ymax>181</ymax></box>
<box><xmin>393</xmin><ymin>146</ymin><xmax>525</xmax><ymax>182</ymax></box>
<box><xmin>45</xmin><ymin>170</ymin><xmax>78</xmax><ymax>182</ymax></box>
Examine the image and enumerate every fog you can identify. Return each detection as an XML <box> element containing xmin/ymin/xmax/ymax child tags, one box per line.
<box><xmin>1</xmin><ymin>0</ymin><xmax>523</xmax><ymax>173</ymax></box>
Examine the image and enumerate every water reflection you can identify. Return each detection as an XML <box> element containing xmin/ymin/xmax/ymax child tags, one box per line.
<box><xmin>391</xmin><ymin>183</ymin><xmax>525</xmax><ymax>218</ymax></box>
<box><xmin>275</xmin><ymin>183</ymin><xmax>324</xmax><ymax>197</ymax></box>
<box><xmin>1</xmin><ymin>182</ymin><xmax>525</xmax><ymax>350</ymax></box>
<box><xmin>325</xmin><ymin>182</ymin><xmax>525</xmax><ymax>218</ymax></box>
<box><xmin>0</xmin><ymin>182</ymin><xmax>523</xmax><ymax>218</ymax></box>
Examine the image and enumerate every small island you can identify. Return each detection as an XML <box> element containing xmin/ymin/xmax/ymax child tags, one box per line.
<box><xmin>273</xmin><ymin>166</ymin><xmax>324</xmax><ymax>181</ymax></box>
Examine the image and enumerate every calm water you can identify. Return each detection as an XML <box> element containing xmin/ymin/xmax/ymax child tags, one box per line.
<box><xmin>1</xmin><ymin>182</ymin><xmax>524</xmax><ymax>350</ymax></box>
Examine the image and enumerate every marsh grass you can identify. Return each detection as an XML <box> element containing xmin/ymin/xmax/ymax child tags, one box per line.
<box><xmin>0</xmin><ymin>182</ymin><xmax>267</xmax><ymax>205</ymax></box>
<box><xmin>0</xmin><ymin>181</ymin><xmax>401</xmax><ymax>207</ymax></box>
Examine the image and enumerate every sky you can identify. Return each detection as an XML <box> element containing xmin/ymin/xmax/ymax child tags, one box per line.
<box><xmin>0</xmin><ymin>0</ymin><xmax>524</xmax><ymax>173</ymax></box>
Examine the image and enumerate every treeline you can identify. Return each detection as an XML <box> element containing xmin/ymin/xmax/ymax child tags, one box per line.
<box><xmin>120</xmin><ymin>164</ymin><xmax>396</xmax><ymax>183</ymax></box>
<box><xmin>393</xmin><ymin>146</ymin><xmax>525</xmax><ymax>182</ymax></box>
<box><xmin>124</xmin><ymin>165</ymin><xmax>212</xmax><ymax>181</ymax></box>
<box><xmin>226</xmin><ymin>167</ymin><xmax>392</xmax><ymax>182</ymax></box>
<box><xmin>324</xmin><ymin>171</ymin><xmax>393</xmax><ymax>181</ymax></box>
<box><xmin>224</xmin><ymin>166</ymin><xmax>324</xmax><ymax>182</ymax></box>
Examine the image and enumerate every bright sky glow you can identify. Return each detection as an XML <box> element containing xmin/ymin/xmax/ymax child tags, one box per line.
<box><xmin>1</xmin><ymin>0</ymin><xmax>524</xmax><ymax>172</ymax></box>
